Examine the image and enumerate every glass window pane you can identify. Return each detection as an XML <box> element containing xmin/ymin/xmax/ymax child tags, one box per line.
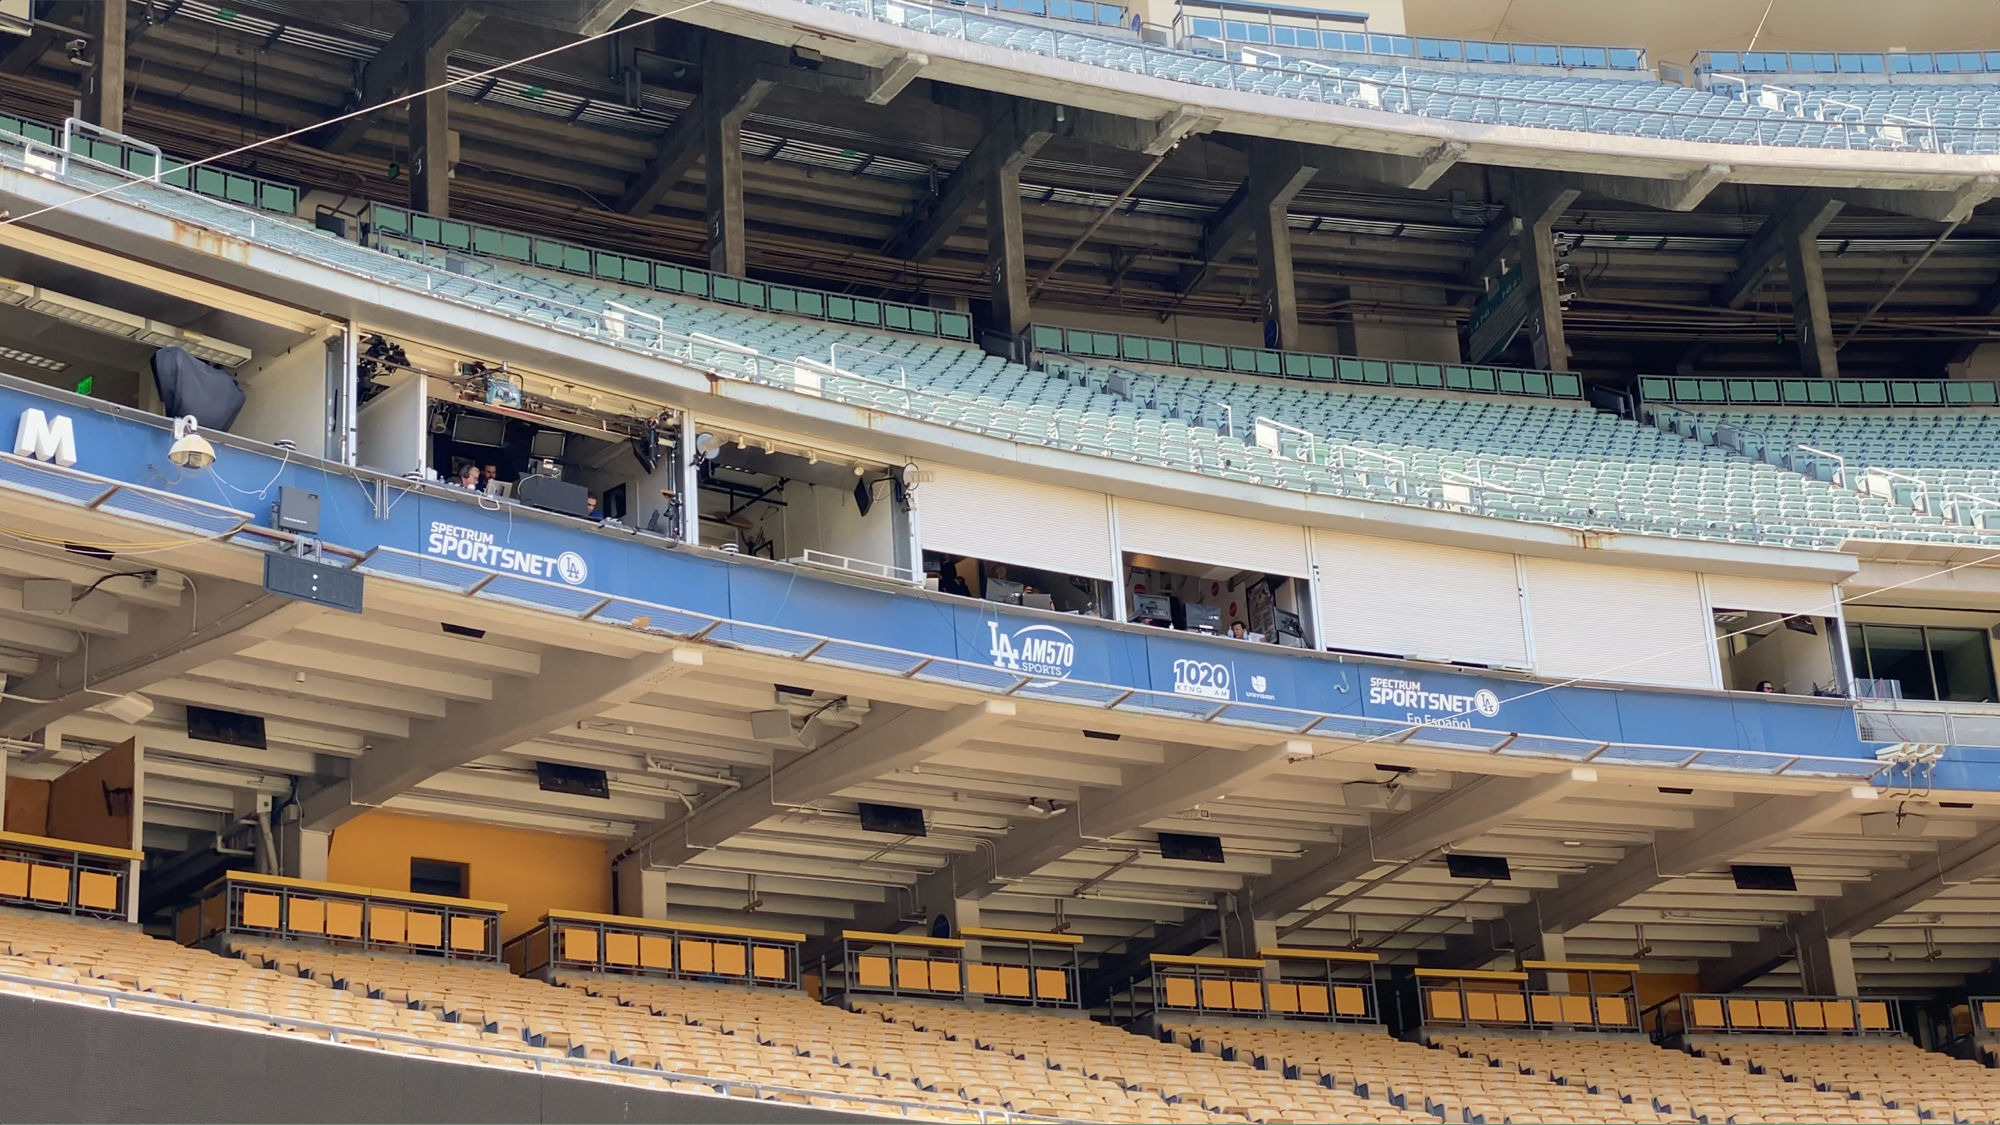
<box><xmin>1191</xmin><ymin>18</ymin><xmax>1220</xmax><ymax>38</ymax></box>
<box><xmin>1846</xmin><ymin>623</ymin><xmax>1868</xmax><ymax>683</ymax></box>
<box><xmin>1224</xmin><ymin>20</ymin><xmax>1247</xmax><ymax>39</ymax></box>
<box><xmin>1863</xmin><ymin>625</ymin><xmax>1932</xmax><ymax>700</ymax></box>
<box><xmin>1928</xmin><ymin>627</ymin><xmax>1995</xmax><ymax>702</ymax></box>
<box><xmin>1246</xmin><ymin>22</ymin><xmax>1268</xmax><ymax>42</ymax></box>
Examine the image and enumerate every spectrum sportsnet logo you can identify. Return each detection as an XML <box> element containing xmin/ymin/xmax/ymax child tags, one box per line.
<box><xmin>426</xmin><ymin>521</ymin><xmax>589</xmax><ymax>586</ymax></box>
<box><xmin>1368</xmin><ymin>676</ymin><xmax>1500</xmax><ymax>729</ymax></box>
<box><xmin>988</xmin><ymin>622</ymin><xmax>1076</xmax><ymax>679</ymax></box>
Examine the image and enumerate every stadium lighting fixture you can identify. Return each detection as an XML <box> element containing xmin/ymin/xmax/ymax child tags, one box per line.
<box><xmin>0</xmin><ymin>345</ymin><xmax>67</xmax><ymax>371</ymax></box>
<box><xmin>168</xmin><ymin>416</ymin><xmax>216</xmax><ymax>470</ymax></box>
<box><xmin>0</xmin><ymin>276</ymin><xmax>252</xmax><ymax>367</ymax></box>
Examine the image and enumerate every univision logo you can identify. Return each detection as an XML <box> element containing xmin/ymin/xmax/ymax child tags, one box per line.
<box><xmin>988</xmin><ymin>621</ymin><xmax>1076</xmax><ymax>679</ymax></box>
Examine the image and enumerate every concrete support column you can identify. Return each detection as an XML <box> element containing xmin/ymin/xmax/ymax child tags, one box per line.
<box><xmin>1798</xmin><ymin>932</ymin><xmax>1859</xmax><ymax>996</ymax></box>
<box><xmin>281</xmin><ymin>820</ymin><xmax>329</xmax><ymax>882</ymax></box>
<box><xmin>1248</xmin><ymin>149</ymin><xmax>1301</xmax><ymax>351</ymax></box>
<box><xmin>1784</xmin><ymin>218</ymin><xmax>1841</xmax><ymax>379</ymax></box>
<box><xmin>407</xmin><ymin>5</ymin><xmax>452</xmax><ymax>217</ymax></box>
<box><xmin>1531</xmin><ymin>930</ymin><xmax>1569</xmax><ymax>992</ymax></box>
<box><xmin>1495</xmin><ymin>173</ymin><xmax>1580</xmax><ymax>371</ymax></box>
<box><xmin>703</xmin><ymin>44</ymin><xmax>750</xmax><ymax>276</ymax></box>
<box><xmin>614</xmin><ymin>860</ymin><xmax>668</xmax><ymax>919</ymax></box>
<box><xmin>1220</xmin><ymin>895</ymin><xmax>1277</xmax><ymax>972</ymax></box>
<box><xmin>82</xmin><ymin>0</ymin><xmax>127</xmax><ymax>132</ymax></box>
<box><xmin>986</xmin><ymin>161</ymin><xmax>1031</xmax><ymax>340</ymax></box>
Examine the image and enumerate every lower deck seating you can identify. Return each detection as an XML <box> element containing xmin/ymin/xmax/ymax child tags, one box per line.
<box><xmin>1170</xmin><ymin>1020</ymin><xmax>1689</xmax><ymax>1124</ymax></box>
<box><xmin>863</xmin><ymin>1002</ymin><xmax>1436</xmax><ymax>1124</ymax></box>
<box><xmin>1698</xmin><ymin>1037</ymin><xmax>2000</xmax><ymax>1123</ymax></box>
<box><xmin>1444</xmin><ymin>1033</ymin><xmax>1925</xmax><ymax>1125</ymax></box>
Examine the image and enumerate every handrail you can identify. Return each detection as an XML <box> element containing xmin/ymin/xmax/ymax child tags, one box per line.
<box><xmin>0</xmin><ymin>970</ymin><xmax>1047</xmax><ymax>1121</ymax></box>
<box><xmin>804</xmin><ymin>0</ymin><xmax>1999</xmax><ymax>152</ymax></box>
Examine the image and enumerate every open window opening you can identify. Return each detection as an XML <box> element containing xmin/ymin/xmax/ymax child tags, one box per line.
<box><xmin>1124</xmin><ymin>553</ymin><xmax>1311</xmax><ymax>646</ymax></box>
<box><xmin>1843</xmin><ymin>609</ymin><xmax>2000</xmax><ymax>703</ymax></box>
<box><xmin>353</xmin><ymin>334</ymin><xmax>681</xmax><ymax>534</ymax></box>
<box><xmin>690</xmin><ymin>426</ymin><xmax>912</xmax><ymax>581</ymax></box>
<box><xmin>922</xmin><ymin>551</ymin><xmax>1114</xmax><ymax>617</ymax></box>
<box><xmin>1713</xmin><ymin>608</ymin><xmax>1842</xmax><ymax>696</ymax></box>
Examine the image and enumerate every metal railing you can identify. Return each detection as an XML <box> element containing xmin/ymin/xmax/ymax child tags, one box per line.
<box><xmin>1856</xmin><ymin>698</ymin><xmax>2000</xmax><ymax>749</ymax></box>
<box><xmin>1422</xmin><ymin>981</ymin><xmax>1641</xmax><ymax>1033</ymax></box>
<box><xmin>0</xmin><ymin>971</ymin><xmax>1047</xmax><ymax>1121</ymax></box>
<box><xmin>801</xmin><ymin>0</ymin><xmax>2000</xmax><ymax>153</ymax></box>
<box><xmin>1648</xmin><ymin>993</ymin><xmax>1904</xmax><ymax>1039</ymax></box>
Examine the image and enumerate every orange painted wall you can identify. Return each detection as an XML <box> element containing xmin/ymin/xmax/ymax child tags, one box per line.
<box><xmin>326</xmin><ymin>810</ymin><xmax>611</xmax><ymax>941</ymax></box>
<box><xmin>1637</xmin><ymin>972</ymin><xmax>1702</xmax><ymax>1011</ymax></box>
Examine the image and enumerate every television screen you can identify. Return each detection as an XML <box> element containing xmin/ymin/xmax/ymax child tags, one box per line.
<box><xmin>985</xmin><ymin>578</ymin><xmax>1025</xmax><ymax>605</ymax></box>
<box><xmin>530</xmin><ymin>429</ymin><xmax>567</xmax><ymax>459</ymax></box>
<box><xmin>452</xmin><ymin>412</ymin><xmax>507</xmax><ymax>447</ymax></box>
<box><xmin>1131</xmin><ymin>593</ymin><xmax>1171</xmax><ymax>621</ymax></box>
<box><xmin>186</xmin><ymin>705</ymin><xmax>267</xmax><ymax>750</ymax></box>
<box><xmin>1158</xmin><ymin>832</ymin><xmax>1225</xmax><ymax>863</ymax></box>
<box><xmin>858</xmin><ymin>802</ymin><xmax>927</xmax><ymax>836</ymax></box>
<box><xmin>1183</xmin><ymin>603</ymin><xmax>1221</xmax><ymax>631</ymax></box>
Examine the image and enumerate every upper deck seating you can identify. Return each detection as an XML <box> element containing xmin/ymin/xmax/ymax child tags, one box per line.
<box><xmin>1166</xmin><ymin>1019</ymin><xmax>1690</xmax><ymax>1124</ymax></box>
<box><xmin>1698</xmin><ymin>1037</ymin><xmax>2000</xmax><ymax>1123</ymax></box>
<box><xmin>1443</xmin><ymin>1032</ymin><xmax>1926</xmax><ymax>1125</ymax></box>
<box><xmin>1667</xmin><ymin>407</ymin><xmax>2000</xmax><ymax>504</ymax></box>
<box><xmin>861</xmin><ymin>1001</ymin><xmax>1437</xmax><ymax>1124</ymax></box>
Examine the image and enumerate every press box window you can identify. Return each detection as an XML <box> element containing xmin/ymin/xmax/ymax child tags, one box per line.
<box><xmin>410</xmin><ymin>858</ymin><xmax>468</xmax><ymax>899</ymax></box>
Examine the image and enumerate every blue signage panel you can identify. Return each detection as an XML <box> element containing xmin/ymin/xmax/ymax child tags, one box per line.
<box><xmin>0</xmin><ymin>384</ymin><xmax>1916</xmax><ymax>782</ymax></box>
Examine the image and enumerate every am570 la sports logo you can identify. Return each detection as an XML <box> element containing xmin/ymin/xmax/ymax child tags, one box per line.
<box><xmin>988</xmin><ymin>621</ymin><xmax>1076</xmax><ymax>679</ymax></box>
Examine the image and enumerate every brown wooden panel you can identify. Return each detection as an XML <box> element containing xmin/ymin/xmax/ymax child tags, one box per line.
<box><xmin>241</xmin><ymin>892</ymin><xmax>281</xmax><ymax>930</ymax></box>
<box><xmin>200</xmin><ymin>892</ymin><xmax>226</xmax><ymax>937</ymax></box>
<box><xmin>639</xmin><ymin>934</ymin><xmax>673</xmax><ymax>969</ymax></box>
<box><xmin>4</xmin><ymin>777</ymin><xmax>50</xmax><ymax>837</ymax></box>
<box><xmin>603</xmin><ymin>932</ymin><xmax>639</xmax><ymax>966</ymax></box>
<box><xmin>289</xmin><ymin>896</ymin><xmax>325</xmax><ymax>935</ymax></box>
<box><xmin>27</xmin><ymin>864</ymin><xmax>68</xmax><ymax>904</ymax></box>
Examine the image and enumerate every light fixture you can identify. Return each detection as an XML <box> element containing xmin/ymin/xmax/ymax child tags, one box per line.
<box><xmin>0</xmin><ymin>276</ymin><xmax>251</xmax><ymax>367</ymax></box>
<box><xmin>168</xmin><ymin>416</ymin><xmax>216</xmax><ymax>470</ymax></box>
<box><xmin>0</xmin><ymin>345</ymin><xmax>67</xmax><ymax>371</ymax></box>
<box><xmin>1024</xmin><ymin>798</ymin><xmax>1049</xmax><ymax>816</ymax></box>
<box><xmin>903</xmin><ymin>462</ymin><xmax>937</xmax><ymax>485</ymax></box>
<box><xmin>1561</xmin><ymin>839</ymin><xmax>1583</xmax><ymax>847</ymax></box>
<box><xmin>97</xmin><ymin>692</ymin><xmax>154</xmax><ymax>724</ymax></box>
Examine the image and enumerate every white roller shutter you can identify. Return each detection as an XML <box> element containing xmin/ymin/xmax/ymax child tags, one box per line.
<box><xmin>1313</xmin><ymin>531</ymin><xmax>1528</xmax><ymax>668</ymax></box>
<box><xmin>1114</xmin><ymin>498</ymin><xmax>1310</xmax><ymax>577</ymax></box>
<box><xmin>1523</xmin><ymin>558</ymin><xmax>1716</xmax><ymax>689</ymax></box>
<box><xmin>917</xmin><ymin>466</ymin><xmax>1115</xmax><ymax>579</ymax></box>
<box><xmin>1703</xmin><ymin>574</ymin><xmax>1839</xmax><ymax>617</ymax></box>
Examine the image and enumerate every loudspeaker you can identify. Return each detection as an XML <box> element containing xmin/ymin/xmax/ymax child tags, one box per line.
<box><xmin>1731</xmin><ymin>863</ymin><xmax>1797</xmax><ymax>892</ymax></box>
<box><xmin>1158</xmin><ymin>832</ymin><xmax>1225</xmax><ymax>864</ymax></box>
<box><xmin>536</xmin><ymin>761</ymin><xmax>609</xmax><ymax>799</ymax></box>
<box><xmin>858</xmin><ymin>802</ymin><xmax>926</xmax><ymax>837</ymax></box>
<box><xmin>1445</xmin><ymin>854</ymin><xmax>1512</xmax><ymax>881</ymax></box>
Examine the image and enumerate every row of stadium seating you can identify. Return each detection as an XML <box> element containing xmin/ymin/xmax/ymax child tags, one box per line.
<box><xmin>19</xmin><ymin>130</ymin><xmax>2000</xmax><ymax>554</ymax></box>
<box><xmin>17</xmin><ymin>906</ymin><xmax>2000</xmax><ymax>1125</ymax></box>
<box><xmin>796</xmin><ymin>0</ymin><xmax>1975</xmax><ymax>152</ymax></box>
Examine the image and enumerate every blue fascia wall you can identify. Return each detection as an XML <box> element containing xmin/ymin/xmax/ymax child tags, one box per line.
<box><xmin>0</xmin><ymin>380</ymin><xmax>1924</xmax><ymax>787</ymax></box>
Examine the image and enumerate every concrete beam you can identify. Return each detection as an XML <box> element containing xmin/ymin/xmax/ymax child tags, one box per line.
<box><xmin>862</xmin><ymin>50</ymin><xmax>928</xmax><ymax>105</ymax></box>
<box><xmin>81</xmin><ymin>0</ymin><xmax>126</xmax><ymax>132</ymax></box>
<box><xmin>1842</xmin><ymin>176</ymin><xmax>1999</xmax><ymax>224</ymax></box>
<box><xmin>573</xmin><ymin>0</ymin><xmax>639</xmax><ymax>35</ymax></box>
<box><xmin>1581</xmin><ymin>164</ymin><xmax>1731</xmax><ymax>212</ymax></box>
<box><xmin>323</xmin><ymin>3</ymin><xmax>485</xmax><ymax>154</ymax></box>
<box><xmin>1785</xmin><ymin>204</ymin><xmax>1839</xmax><ymax>378</ymax></box>
<box><xmin>1070</xmin><ymin>106</ymin><xmax>1219</xmax><ymax>156</ymax></box>
<box><xmin>301</xmin><ymin>647</ymin><xmax>704</xmax><ymax>831</ymax></box>
<box><xmin>0</xmin><ymin>1</ymin><xmax>79</xmax><ymax>75</ymax></box>
<box><xmin>407</xmin><ymin>3</ymin><xmax>453</xmax><ymax>217</ymax></box>
<box><xmin>887</xmin><ymin>99</ymin><xmax>1059</xmax><ymax>262</ymax></box>
<box><xmin>972</xmin><ymin>740</ymin><xmax>1302</xmax><ymax>901</ymax></box>
<box><xmin>1251</xmin><ymin>768</ymin><xmax>1597</xmax><ymax>922</ymax></box>
<box><xmin>1461</xmin><ymin>215</ymin><xmax>1522</xmax><ymax>286</ymax></box>
<box><xmin>1320</xmin><ymin>141</ymin><xmax>1467</xmax><ymax>192</ymax></box>
<box><xmin>1176</xmin><ymin>139</ymin><xmax>1318</xmax><ymax>299</ymax></box>
<box><xmin>624</xmin><ymin>700</ymin><xmax>1016</xmax><ymax>871</ymax></box>
<box><xmin>0</xmin><ymin>588</ymin><xmax>321</xmax><ymax>740</ymax></box>
<box><xmin>618</xmin><ymin>45</ymin><xmax>779</xmax><ymax>217</ymax></box>
<box><xmin>1447</xmin><ymin>787</ymin><xmax>1877</xmax><ymax>966</ymax></box>
<box><xmin>1715</xmin><ymin>191</ymin><xmax>1844</xmax><ymax>310</ymax></box>
<box><xmin>1084</xmin><ymin>902</ymin><xmax>1225</xmax><ymax>1008</ymax></box>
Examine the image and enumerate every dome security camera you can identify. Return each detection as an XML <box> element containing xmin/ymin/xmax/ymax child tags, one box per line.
<box><xmin>168</xmin><ymin>416</ymin><xmax>215</xmax><ymax>470</ymax></box>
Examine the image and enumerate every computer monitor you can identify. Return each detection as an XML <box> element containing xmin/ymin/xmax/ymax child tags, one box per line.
<box><xmin>1273</xmin><ymin>608</ymin><xmax>1305</xmax><ymax>643</ymax></box>
<box><xmin>1130</xmin><ymin>592</ymin><xmax>1171</xmax><ymax>623</ymax></box>
<box><xmin>451</xmin><ymin>412</ymin><xmax>506</xmax><ymax>447</ymax></box>
<box><xmin>1023</xmin><ymin>592</ymin><xmax>1055</xmax><ymax>611</ymax></box>
<box><xmin>985</xmin><ymin>578</ymin><xmax>1025</xmax><ymax>605</ymax></box>
<box><xmin>1182</xmin><ymin>602</ymin><xmax>1221</xmax><ymax>633</ymax></box>
<box><xmin>530</xmin><ymin>429</ymin><xmax>567</xmax><ymax>459</ymax></box>
<box><xmin>485</xmin><ymin>480</ymin><xmax>513</xmax><ymax>499</ymax></box>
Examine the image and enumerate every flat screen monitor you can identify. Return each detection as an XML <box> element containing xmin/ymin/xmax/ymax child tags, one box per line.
<box><xmin>530</xmin><ymin>429</ymin><xmax>567</xmax><ymax>459</ymax></box>
<box><xmin>1182</xmin><ymin>603</ymin><xmax>1221</xmax><ymax>632</ymax></box>
<box><xmin>1023</xmin><ymin>592</ymin><xmax>1054</xmax><ymax>611</ymax></box>
<box><xmin>857</xmin><ymin>802</ymin><xmax>927</xmax><ymax>837</ymax></box>
<box><xmin>1274</xmin><ymin>608</ymin><xmax>1304</xmax><ymax>640</ymax></box>
<box><xmin>985</xmin><ymin>578</ymin><xmax>1025</xmax><ymax>605</ymax></box>
<box><xmin>452</xmin><ymin>412</ymin><xmax>507</xmax><ymax>447</ymax></box>
<box><xmin>1131</xmin><ymin>592</ymin><xmax>1171</xmax><ymax>621</ymax></box>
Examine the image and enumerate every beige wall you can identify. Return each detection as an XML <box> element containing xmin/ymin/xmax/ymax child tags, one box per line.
<box><xmin>1401</xmin><ymin>0</ymin><xmax>2000</xmax><ymax>66</ymax></box>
